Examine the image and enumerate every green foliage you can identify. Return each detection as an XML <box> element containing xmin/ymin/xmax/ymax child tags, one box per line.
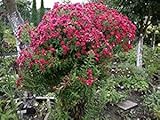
<box><xmin>39</xmin><ymin>0</ymin><xmax>45</xmax><ymax>21</ymax></box>
<box><xmin>16</xmin><ymin>0</ymin><xmax>31</xmax><ymax>21</ymax></box>
<box><xmin>144</xmin><ymin>90</ymin><xmax>160</xmax><ymax>119</ymax></box>
<box><xmin>47</xmin><ymin>50</ymin><xmax>151</xmax><ymax>119</ymax></box>
<box><xmin>0</xmin><ymin>49</ymin><xmax>18</xmax><ymax>120</ymax></box>
<box><xmin>115</xmin><ymin>47</ymin><xmax>137</xmax><ymax>65</ymax></box>
<box><xmin>0</xmin><ymin>21</ymin><xmax>4</xmax><ymax>41</ymax></box>
<box><xmin>112</xmin><ymin>64</ymin><xmax>149</xmax><ymax>91</ymax></box>
<box><xmin>104</xmin><ymin>0</ymin><xmax>160</xmax><ymax>26</ymax></box>
<box><xmin>83</xmin><ymin>77</ymin><xmax>126</xmax><ymax>119</ymax></box>
<box><xmin>18</xmin><ymin>23</ymin><xmax>33</xmax><ymax>44</ymax></box>
<box><xmin>117</xmin><ymin>45</ymin><xmax>160</xmax><ymax>77</ymax></box>
<box><xmin>0</xmin><ymin>99</ymin><xmax>18</xmax><ymax>120</ymax></box>
<box><xmin>105</xmin><ymin>48</ymin><xmax>150</xmax><ymax>92</ymax></box>
<box><xmin>0</xmin><ymin>20</ymin><xmax>16</xmax><ymax>53</ymax></box>
<box><xmin>143</xmin><ymin>46</ymin><xmax>160</xmax><ymax>76</ymax></box>
<box><xmin>19</xmin><ymin>46</ymin><xmax>157</xmax><ymax>119</ymax></box>
<box><xmin>0</xmin><ymin>35</ymin><xmax>17</xmax><ymax>98</ymax></box>
<box><xmin>3</xmin><ymin>29</ymin><xmax>16</xmax><ymax>52</ymax></box>
<box><xmin>31</xmin><ymin>0</ymin><xmax>39</xmax><ymax>26</ymax></box>
<box><xmin>0</xmin><ymin>23</ymin><xmax>18</xmax><ymax>119</ymax></box>
<box><xmin>0</xmin><ymin>57</ymin><xmax>17</xmax><ymax>97</ymax></box>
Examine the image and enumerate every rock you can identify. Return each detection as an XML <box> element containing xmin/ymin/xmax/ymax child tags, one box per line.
<box><xmin>117</xmin><ymin>100</ymin><xmax>138</xmax><ymax>110</ymax></box>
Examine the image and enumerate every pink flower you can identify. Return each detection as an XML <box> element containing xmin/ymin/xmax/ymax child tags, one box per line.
<box><xmin>29</xmin><ymin>61</ymin><xmax>34</xmax><ymax>69</ymax></box>
<box><xmin>41</xmin><ymin>49</ymin><xmax>47</xmax><ymax>55</ymax></box>
<box><xmin>87</xmin><ymin>68</ymin><xmax>93</xmax><ymax>75</ymax></box>
<box><xmin>75</xmin><ymin>52</ymin><xmax>81</xmax><ymax>58</ymax></box>
<box><xmin>95</xmin><ymin>57</ymin><xmax>99</xmax><ymax>62</ymax></box>
<box><xmin>16</xmin><ymin>2</ymin><xmax>136</xmax><ymax>87</ymax></box>
<box><xmin>62</xmin><ymin>45</ymin><xmax>70</xmax><ymax>55</ymax></box>
<box><xmin>39</xmin><ymin>59</ymin><xmax>48</xmax><ymax>65</ymax></box>
<box><xmin>60</xmin><ymin>41</ymin><xmax>65</xmax><ymax>45</ymax></box>
<box><xmin>102</xmin><ymin>48</ymin><xmax>111</xmax><ymax>56</ymax></box>
<box><xmin>49</xmin><ymin>47</ymin><xmax>56</xmax><ymax>53</ymax></box>
<box><xmin>75</xmin><ymin>41</ymin><xmax>81</xmax><ymax>46</ymax></box>
<box><xmin>16</xmin><ymin>49</ymin><xmax>32</xmax><ymax>66</ymax></box>
<box><xmin>85</xmin><ymin>79</ymin><xmax>94</xmax><ymax>86</ymax></box>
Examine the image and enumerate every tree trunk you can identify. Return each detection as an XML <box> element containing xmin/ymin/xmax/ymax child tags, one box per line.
<box><xmin>136</xmin><ymin>34</ymin><xmax>144</xmax><ymax>68</ymax></box>
<box><xmin>2</xmin><ymin>0</ymin><xmax>24</xmax><ymax>54</ymax></box>
<box><xmin>136</xmin><ymin>14</ymin><xmax>151</xmax><ymax>68</ymax></box>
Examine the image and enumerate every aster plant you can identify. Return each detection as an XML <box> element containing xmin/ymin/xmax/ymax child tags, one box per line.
<box><xmin>16</xmin><ymin>2</ymin><xmax>136</xmax><ymax>119</ymax></box>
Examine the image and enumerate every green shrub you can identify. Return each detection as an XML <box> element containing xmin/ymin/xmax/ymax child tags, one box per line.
<box><xmin>144</xmin><ymin>90</ymin><xmax>160</xmax><ymax>119</ymax></box>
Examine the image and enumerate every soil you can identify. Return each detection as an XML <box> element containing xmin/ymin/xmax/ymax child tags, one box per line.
<box><xmin>102</xmin><ymin>92</ymin><xmax>155</xmax><ymax>120</ymax></box>
<box><xmin>101</xmin><ymin>71</ymin><xmax>160</xmax><ymax>120</ymax></box>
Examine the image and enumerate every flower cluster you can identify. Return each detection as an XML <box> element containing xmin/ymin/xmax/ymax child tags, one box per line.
<box><xmin>16</xmin><ymin>2</ymin><xmax>136</xmax><ymax>87</ymax></box>
<box><xmin>86</xmin><ymin>68</ymin><xmax>95</xmax><ymax>86</ymax></box>
<box><xmin>79</xmin><ymin>68</ymin><xmax>95</xmax><ymax>86</ymax></box>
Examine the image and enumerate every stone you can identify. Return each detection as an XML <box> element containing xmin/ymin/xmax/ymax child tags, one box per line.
<box><xmin>117</xmin><ymin>100</ymin><xmax>138</xmax><ymax>110</ymax></box>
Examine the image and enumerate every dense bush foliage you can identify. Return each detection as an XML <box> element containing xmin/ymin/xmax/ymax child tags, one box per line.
<box><xmin>15</xmin><ymin>2</ymin><xmax>137</xmax><ymax>119</ymax></box>
<box><xmin>16</xmin><ymin>2</ymin><xmax>136</xmax><ymax>88</ymax></box>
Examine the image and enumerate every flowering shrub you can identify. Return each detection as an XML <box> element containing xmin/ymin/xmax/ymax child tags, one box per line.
<box><xmin>16</xmin><ymin>2</ymin><xmax>136</xmax><ymax>119</ymax></box>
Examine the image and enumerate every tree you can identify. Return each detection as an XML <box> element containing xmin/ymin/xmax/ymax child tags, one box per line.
<box><xmin>39</xmin><ymin>0</ymin><xmax>45</xmax><ymax>21</ymax></box>
<box><xmin>119</xmin><ymin>0</ymin><xmax>160</xmax><ymax>67</ymax></box>
<box><xmin>97</xmin><ymin>0</ymin><xmax>160</xmax><ymax>67</ymax></box>
<box><xmin>1</xmin><ymin>0</ymin><xmax>31</xmax><ymax>23</ymax></box>
<box><xmin>2</xmin><ymin>0</ymin><xmax>24</xmax><ymax>53</ymax></box>
<box><xmin>31</xmin><ymin>0</ymin><xmax>38</xmax><ymax>26</ymax></box>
